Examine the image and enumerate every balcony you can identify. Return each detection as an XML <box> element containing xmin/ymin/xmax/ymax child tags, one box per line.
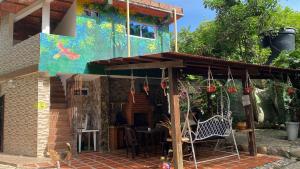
<box><xmin>0</xmin><ymin>34</ymin><xmax>40</xmax><ymax>77</ymax></box>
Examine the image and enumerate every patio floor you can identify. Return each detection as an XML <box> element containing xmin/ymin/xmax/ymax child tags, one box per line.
<box><xmin>21</xmin><ymin>150</ymin><xmax>280</xmax><ymax>169</ymax></box>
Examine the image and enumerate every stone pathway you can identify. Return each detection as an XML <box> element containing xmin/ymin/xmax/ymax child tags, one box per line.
<box><xmin>233</xmin><ymin>129</ymin><xmax>300</xmax><ymax>158</ymax></box>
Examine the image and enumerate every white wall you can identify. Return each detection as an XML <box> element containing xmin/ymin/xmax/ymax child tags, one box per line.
<box><xmin>53</xmin><ymin>0</ymin><xmax>76</xmax><ymax>37</ymax></box>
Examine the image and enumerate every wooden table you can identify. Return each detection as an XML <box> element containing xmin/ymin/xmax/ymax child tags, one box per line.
<box><xmin>136</xmin><ymin>128</ymin><xmax>161</xmax><ymax>156</ymax></box>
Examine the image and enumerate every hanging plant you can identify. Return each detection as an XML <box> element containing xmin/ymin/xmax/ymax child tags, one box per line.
<box><xmin>130</xmin><ymin>70</ymin><xmax>135</xmax><ymax>103</ymax></box>
<box><xmin>226</xmin><ymin>67</ymin><xmax>237</xmax><ymax>94</ymax></box>
<box><xmin>207</xmin><ymin>66</ymin><xmax>217</xmax><ymax>93</ymax></box>
<box><xmin>244</xmin><ymin>70</ymin><xmax>253</xmax><ymax>94</ymax></box>
<box><xmin>287</xmin><ymin>76</ymin><xmax>296</xmax><ymax>96</ymax></box>
<box><xmin>161</xmin><ymin>68</ymin><xmax>168</xmax><ymax>96</ymax></box>
<box><xmin>143</xmin><ymin>75</ymin><xmax>149</xmax><ymax>95</ymax></box>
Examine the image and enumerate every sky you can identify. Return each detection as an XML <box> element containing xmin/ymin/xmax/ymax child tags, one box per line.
<box><xmin>157</xmin><ymin>0</ymin><xmax>300</xmax><ymax>31</ymax></box>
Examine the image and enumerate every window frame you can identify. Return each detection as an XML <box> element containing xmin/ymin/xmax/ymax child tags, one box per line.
<box><xmin>127</xmin><ymin>21</ymin><xmax>157</xmax><ymax>40</ymax></box>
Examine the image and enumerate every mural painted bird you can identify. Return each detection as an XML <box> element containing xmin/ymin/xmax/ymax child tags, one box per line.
<box><xmin>47</xmin><ymin>143</ymin><xmax>72</xmax><ymax>169</ymax></box>
<box><xmin>53</xmin><ymin>42</ymin><xmax>80</xmax><ymax>60</ymax></box>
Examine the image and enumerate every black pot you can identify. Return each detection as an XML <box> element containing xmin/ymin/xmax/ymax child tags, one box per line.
<box><xmin>263</xmin><ymin>28</ymin><xmax>296</xmax><ymax>64</ymax></box>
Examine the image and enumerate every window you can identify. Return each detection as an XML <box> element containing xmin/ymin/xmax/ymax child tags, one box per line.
<box><xmin>83</xmin><ymin>8</ymin><xmax>99</xmax><ymax>18</ymax></box>
<box><xmin>74</xmin><ymin>88</ymin><xmax>89</xmax><ymax>96</ymax></box>
<box><xmin>128</xmin><ymin>21</ymin><xmax>156</xmax><ymax>39</ymax></box>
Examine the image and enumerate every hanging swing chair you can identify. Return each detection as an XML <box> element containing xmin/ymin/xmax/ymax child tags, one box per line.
<box><xmin>177</xmin><ymin>68</ymin><xmax>240</xmax><ymax>168</ymax></box>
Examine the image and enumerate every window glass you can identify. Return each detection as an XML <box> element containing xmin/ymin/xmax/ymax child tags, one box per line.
<box><xmin>84</xmin><ymin>9</ymin><xmax>91</xmax><ymax>16</ymax></box>
<box><xmin>130</xmin><ymin>22</ymin><xmax>141</xmax><ymax>37</ymax></box>
<box><xmin>141</xmin><ymin>25</ymin><xmax>155</xmax><ymax>39</ymax></box>
<box><xmin>128</xmin><ymin>21</ymin><xmax>156</xmax><ymax>39</ymax></box>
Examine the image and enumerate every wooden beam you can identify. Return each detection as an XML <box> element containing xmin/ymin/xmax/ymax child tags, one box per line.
<box><xmin>168</xmin><ymin>67</ymin><xmax>183</xmax><ymax>169</ymax></box>
<box><xmin>105</xmin><ymin>60</ymin><xmax>184</xmax><ymax>70</ymax></box>
<box><xmin>241</xmin><ymin>73</ymin><xmax>257</xmax><ymax>156</ymax></box>
<box><xmin>14</xmin><ymin>0</ymin><xmax>46</xmax><ymax>22</ymax></box>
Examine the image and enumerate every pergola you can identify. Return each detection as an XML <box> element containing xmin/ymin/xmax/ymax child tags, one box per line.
<box><xmin>89</xmin><ymin>52</ymin><xmax>300</xmax><ymax>169</ymax></box>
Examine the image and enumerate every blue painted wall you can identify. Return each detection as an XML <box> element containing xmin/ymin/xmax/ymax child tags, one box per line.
<box><xmin>39</xmin><ymin>1</ymin><xmax>171</xmax><ymax>76</ymax></box>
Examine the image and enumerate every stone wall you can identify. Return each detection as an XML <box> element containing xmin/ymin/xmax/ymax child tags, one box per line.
<box><xmin>0</xmin><ymin>73</ymin><xmax>38</xmax><ymax>156</ymax></box>
<box><xmin>66</xmin><ymin>75</ymin><xmax>109</xmax><ymax>152</ymax></box>
<box><xmin>0</xmin><ymin>73</ymin><xmax>50</xmax><ymax>157</ymax></box>
<box><xmin>37</xmin><ymin>76</ymin><xmax>50</xmax><ymax>157</ymax></box>
<box><xmin>0</xmin><ymin>14</ymin><xmax>40</xmax><ymax>76</ymax></box>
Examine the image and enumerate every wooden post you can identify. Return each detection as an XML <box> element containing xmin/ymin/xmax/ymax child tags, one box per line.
<box><xmin>173</xmin><ymin>8</ymin><xmax>178</xmax><ymax>52</ymax></box>
<box><xmin>168</xmin><ymin>67</ymin><xmax>183</xmax><ymax>169</ymax></box>
<box><xmin>126</xmin><ymin>0</ymin><xmax>131</xmax><ymax>57</ymax></box>
<box><xmin>241</xmin><ymin>75</ymin><xmax>257</xmax><ymax>156</ymax></box>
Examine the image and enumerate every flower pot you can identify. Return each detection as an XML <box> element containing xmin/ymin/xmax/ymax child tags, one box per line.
<box><xmin>237</xmin><ymin>122</ymin><xmax>247</xmax><ymax>130</ymax></box>
<box><xmin>244</xmin><ymin>87</ymin><xmax>253</xmax><ymax>94</ymax></box>
<box><xmin>161</xmin><ymin>81</ymin><xmax>167</xmax><ymax>89</ymax></box>
<box><xmin>227</xmin><ymin>86</ymin><xmax>237</xmax><ymax>94</ymax></box>
<box><xmin>286</xmin><ymin>122</ymin><xmax>299</xmax><ymax>141</ymax></box>
<box><xmin>207</xmin><ymin>85</ymin><xmax>217</xmax><ymax>93</ymax></box>
<box><xmin>287</xmin><ymin>87</ymin><xmax>296</xmax><ymax>96</ymax></box>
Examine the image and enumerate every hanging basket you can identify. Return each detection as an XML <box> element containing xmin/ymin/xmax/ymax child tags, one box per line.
<box><xmin>226</xmin><ymin>67</ymin><xmax>237</xmax><ymax>94</ymax></box>
<box><xmin>130</xmin><ymin>70</ymin><xmax>135</xmax><ymax>103</ymax></box>
<box><xmin>143</xmin><ymin>75</ymin><xmax>149</xmax><ymax>95</ymax></box>
<box><xmin>244</xmin><ymin>70</ymin><xmax>253</xmax><ymax>94</ymax></box>
<box><xmin>244</xmin><ymin>87</ymin><xmax>253</xmax><ymax>94</ymax></box>
<box><xmin>161</xmin><ymin>69</ymin><xmax>168</xmax><ymax>96</ymax></box>
<box><xmin>287</xmin><ymin>76</ymin><xmax>296</xmax><ymax>96</ymax></box>
<box><xmin>207</xmin><ymin>67</ymin><xmax>217</xmax><ymax>93</ymax></box>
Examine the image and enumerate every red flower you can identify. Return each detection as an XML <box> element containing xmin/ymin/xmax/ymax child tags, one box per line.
<box><xmin>227</xmin><ymin>86</ymin><xmax>237</xmax><ymax>94</ymax></box>
<box><xmin>207</xmin><ymin>85</ymin><xmax>217</xmax><ymax>93</ymax></box>
<box><xmin>287</xmin><ymin>87</ymin><xmax>296</xmax><ymax>96</ymax></box>
<box><xmin>244</xmin><ymin>87</ymin><xmax>253</xmax><ymax>94</ymax></box>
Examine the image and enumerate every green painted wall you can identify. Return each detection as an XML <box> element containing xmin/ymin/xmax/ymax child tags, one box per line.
<box><xmin>39</xmin><ymin>2</ymin><xmax>171</xmax><ymax>76</ymax></box>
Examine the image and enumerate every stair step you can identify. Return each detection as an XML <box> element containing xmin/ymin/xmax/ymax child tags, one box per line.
<box><xmin>51</xmin><ymin>104</ymin><xmax>67</xmax><ymax>109</ymax></box>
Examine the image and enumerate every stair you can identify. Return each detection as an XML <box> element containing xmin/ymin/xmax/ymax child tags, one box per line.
<box><xmin>50</xmin><ymin>77</ymin><xmax>67</xmax><ymax>109</ymax></box>
<box><xmin>48</xmin><ymin>77</ymin><xmax>72</xmax><ymax>152</ymax></box>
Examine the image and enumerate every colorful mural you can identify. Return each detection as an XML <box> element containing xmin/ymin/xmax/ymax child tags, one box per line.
<box><xmin>39</xmin><ymin>1</ymin><xmax>171</xmax><ymax>76</ymax></box>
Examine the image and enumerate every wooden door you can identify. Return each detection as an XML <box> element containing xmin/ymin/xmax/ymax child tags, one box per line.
<box><xmin>0</xmin><ymin>96</ymin><xmax>4</xmax><ymax>152</ymax></box>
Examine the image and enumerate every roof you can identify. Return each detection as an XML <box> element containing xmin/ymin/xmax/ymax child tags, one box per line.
<box><xmin>89</xmin><ymin>52</ymin><xmax>300</xmax><ymax>79</ymax></box>
<box><xmin>0</xmin><ymin>0</ymin><xmax>74</xmax><ymax>40</ymax></box>
<box><xmin>0</xmin><ymin>0</ymin><xmax>183</xmax><ymax>40</ymax></box>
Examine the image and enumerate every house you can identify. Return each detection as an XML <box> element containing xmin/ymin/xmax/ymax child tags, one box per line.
<box><xmin>0</xmin><ymin>0</ymin><xmax>183</xmax><ymax>158</ymax></box>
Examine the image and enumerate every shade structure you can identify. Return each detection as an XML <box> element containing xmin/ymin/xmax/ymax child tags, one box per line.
<box><xmin>89</xmin><ymin>52</ymin><xmax>300</xmax><ymax>169</ymax></box>
<box><xmin>89</xmin><ymin>52</ymin><xmax>300</xmax><ymax>80</ymax></box>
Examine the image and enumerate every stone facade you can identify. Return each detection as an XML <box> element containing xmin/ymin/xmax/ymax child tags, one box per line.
<box><xmin>0</xmin><ymin>14</ymin><xmax>40</xmax><ymax>76</ymax></box>
<box><xmin>37</xmin><ymin>76</ymin><xmax>50</xmax><ymax>157</ymax></box>
<box><xmin>0</xmin><ymin>73</ymin><xmax>50</xmax><ymax>157</ymax></box>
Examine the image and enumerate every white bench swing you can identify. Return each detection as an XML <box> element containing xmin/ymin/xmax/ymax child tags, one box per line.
<box><xmin>177</xmin><ymin>68</ymin><xmax>240</xmax><ymax>169</ymax></box>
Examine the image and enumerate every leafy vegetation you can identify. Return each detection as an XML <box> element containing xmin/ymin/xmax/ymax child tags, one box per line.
<box><xmin>177</xmin><ymin>0</ymin><xmax>300</xmax><ymax>65</ymax></box>
<box><xmin>176</xmin><ymin>0</ymin><xmax>300</xmax><ymax>126</ymax></box>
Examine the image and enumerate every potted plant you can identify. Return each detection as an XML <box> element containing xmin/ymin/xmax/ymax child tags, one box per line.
<box><xmin>285</xmin><ymin>92</ymin><xmax>300</xmax><ymax>141</ymax></box>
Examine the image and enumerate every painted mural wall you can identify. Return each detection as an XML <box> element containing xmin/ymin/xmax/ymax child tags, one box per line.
<box><xmin>39</xmin><ymin>1</ymin><xmax>171</xmax><ymax>76</ymax></box>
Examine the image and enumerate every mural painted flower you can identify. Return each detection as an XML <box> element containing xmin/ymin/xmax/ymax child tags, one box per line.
<box><xmin>148</xmin><ymin>43</ymin><xmax>157</xmax><ymax>52</ymax></box>
<box><xmin>100</xmin><ymin>22</ymin><xmax>112</xmax><ymax>29</ymax></box>
<box><xmin>115</xmin><ymin>24</ymin><xmax>124</xmax><ymax>33</ymax></box>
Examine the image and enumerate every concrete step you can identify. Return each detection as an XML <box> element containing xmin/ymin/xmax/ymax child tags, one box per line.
<box><xmin>49</xmin><ymin>128</ymin><xmax>72</xmax><ymax>136</ymax></box>
<box><xmin>51</xmin><ymin>103</ymin><xmax>67</xmax><ymax>109</ymax></box>
<box><xmin>49</xmin><ymin>122</ymin><xmax>71</xmax><ymax>128</ymax></box>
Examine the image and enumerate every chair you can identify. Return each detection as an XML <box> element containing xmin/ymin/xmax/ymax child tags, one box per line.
<box><xmin>124</xmin><ymin>127</ymin><xmax>139</xmax><ymax>159</ymax></box>
<box><xmin>77</xmin><ymin>113</ymin><xmax>99</xmax><ymax>153</ymax></box>
<box><xmin>159</xmin><ymin>126</ymin><xmax>170</xmax><ymax>156</ymax></box>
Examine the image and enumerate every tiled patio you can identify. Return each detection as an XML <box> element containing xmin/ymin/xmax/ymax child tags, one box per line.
<box><xmin>21</xmin><ymin>150</ymin><xmax>280</xmax><ymax>169</ymax></box>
